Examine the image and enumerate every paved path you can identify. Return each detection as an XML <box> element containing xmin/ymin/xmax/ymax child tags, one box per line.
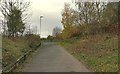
<box><xmin>23</xmin><ymin>42</ymin><xmax>90</xmax><ymax>72</ymax></box>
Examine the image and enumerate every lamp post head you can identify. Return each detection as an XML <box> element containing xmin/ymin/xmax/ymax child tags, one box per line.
<box><xmin>40</xmin><ymin>15</ymin><xmax>43</xmax><ymax>18</ymax></box>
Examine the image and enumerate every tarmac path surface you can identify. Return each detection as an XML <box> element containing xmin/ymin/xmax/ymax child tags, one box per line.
<box><xmin>23</xmin><ymin>42</ymin><xmax>90</xmax><ymax>72</ymax></box>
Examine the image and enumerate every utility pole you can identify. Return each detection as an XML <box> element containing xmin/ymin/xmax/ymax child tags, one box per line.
<box><xmin>2</xmin><ymin>20</ymin><xmax>6</xmax><ymax>36</ymax></box>
<box><xmin>40</xmin><ymin>15</ymin><xmax>43</xmax><ymax>38</ymax></box>
<box><xmin>36</xmin><ymin>26</ymin><xmax>37</xmax><ymax>35</ymax></box>
<box><xmin>29</xmin><ymin>25</ymin><xmax>30</xmax><ymax>35</ymax></box>
<box><xmin>0</xmin><ymin>21</ymin><xmax>1</xmax><ymax>35</ymax></box>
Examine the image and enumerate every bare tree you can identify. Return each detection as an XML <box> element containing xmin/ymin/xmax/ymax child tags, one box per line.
<box><xmin>52</xmin><ymin>27</ymin><xmax>62</xmax><ymax>37</ymax></box>
<box><xmin>0</xmin><ymin>0</ymin><xmax>30</xmax><ymax>36</ymax></box>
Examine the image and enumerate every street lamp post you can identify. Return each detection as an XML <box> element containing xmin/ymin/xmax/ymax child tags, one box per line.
<box><xmin>40</xmin><ymin>15</ymin><xmax>43</xmax><ymax>38</ymax></box>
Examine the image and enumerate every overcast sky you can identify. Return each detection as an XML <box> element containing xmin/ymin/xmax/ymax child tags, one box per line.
<box><xmin>25</xmin><ymin>0</ymin><xmax>120</xmax><ymax>38</ymax></box>
<box><xmin>0</xmin><ymin>0</ymin><xmax>72</xmax><ymax>38</ymax></box>
<box><xmin>1</xmin><ymin>0</ymin><xmax>119</xmax><ymax>37</ymax></box>
<box><xmin>28</xmin><ymin>0</ymin><xmax>73</xmax><ymax>38</ymax></box>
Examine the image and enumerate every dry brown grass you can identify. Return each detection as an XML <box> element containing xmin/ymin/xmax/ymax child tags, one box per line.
<box><xmin>60</xmin><ymin>34</ymin><xmax>118</xmax><ymax>72</ymax></box>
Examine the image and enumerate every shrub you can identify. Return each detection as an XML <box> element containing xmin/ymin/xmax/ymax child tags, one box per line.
<box><xmin>25</xmin><ymin>34</ymin><xmax>41</xmax><ymax>48</ymax></box>
<box><xmin>61</xmin><ymin>25</ymin><xmax>82</xmax><ymax>39</ymax></box>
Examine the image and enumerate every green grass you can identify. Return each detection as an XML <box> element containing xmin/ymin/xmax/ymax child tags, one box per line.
<box><xmin>2</xmin><ymin>37</ymin><xmax>30</xmax><ymax>67</ymax></box>
<box><xmin>59</xmin><ymin>36</ymin><xmax>80</xmax><ymax>46</ymax></box>
<box><xmin>2</xmin><ymin>35</ymin><xmax>41</xmax><ymax>72</ymax></box>
<box><xmin>59</xmin><ymin>34</ymin><xmax>118</xmax><ymax>72</ymax></box>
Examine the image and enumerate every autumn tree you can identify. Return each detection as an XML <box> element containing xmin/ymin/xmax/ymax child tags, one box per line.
<box><xmin>119</xmin><ymin>2</ymin><xmax>120</xmax><ymax>24</ymax></box>
<box><xmin>61</xmin><ymin>1</ymin><xmax>118</xmax><ymax>39</ymax></box>
<box><xmin>61</xmin><ymin>3</ymin><xmax>82</xmax><ymax>39</ymax></box>
<box><xmin>118</xmin><ymin>2</ymin><xmax>120</xmax><ymax>34</ymax></box>
<box><xmin>61</xmin><ymin>3</ymin><xmax>74</xmax><ymax>29</ymax></box>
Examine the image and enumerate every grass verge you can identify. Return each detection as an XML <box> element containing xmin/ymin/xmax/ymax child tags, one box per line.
<box><xmin>59</xmin><ymin>34</ymin><xmax>118</xmax><ymax>72</ymax></box>
<box><xmin>2</xmin><ymin>35</ymin><xmax>41</xmax><ymax>72</ymax></box>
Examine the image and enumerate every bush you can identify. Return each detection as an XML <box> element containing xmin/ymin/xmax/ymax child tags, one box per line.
<box><xmin>61</xmin><ymin>26</ymin><xmax>82</xmax><ymax>39</ymax></box>
<box><xmin>47</xmin><ymin>35</ymin><xmax>54</xmax><ymax>41</ymax></box>
<box><xmin>56</xmin><ymin>33</ymin><xmax>63</xmax><ymax>40</ymax></box>
<box><xmin>25</xmin><ymin>34</ymin><xmax>41</xmax><ymax>48</ymax></box>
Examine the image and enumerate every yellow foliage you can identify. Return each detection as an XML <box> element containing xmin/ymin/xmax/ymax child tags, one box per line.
<box><xmin>61</xmin><ymin>25</ymin><xmax>83</xmax><ymax>39</ymax></box>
